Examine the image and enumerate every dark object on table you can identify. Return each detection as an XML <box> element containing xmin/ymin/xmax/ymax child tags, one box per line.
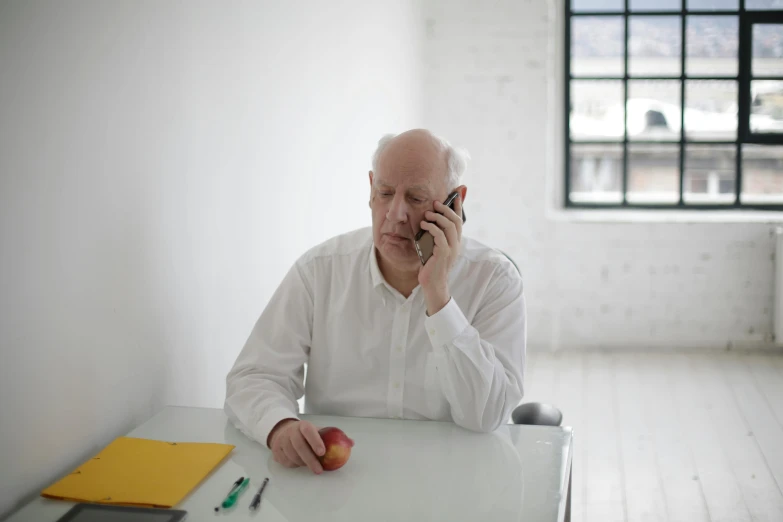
<box><xmin>55</xmin><ymin>503</ymin><xmax>187</xmax><ymax>522</ymax></box>
<box><xmin>511</xmin><ymin>402</ymin><xmax>564</xmax><ymax>426</ymax></box>
<box><xmin>250</xmin><ymin>477</ymin><xmax>270</xmax><ymax>511</ymax></box>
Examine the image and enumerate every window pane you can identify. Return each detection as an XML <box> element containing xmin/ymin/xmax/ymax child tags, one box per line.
<box><xmin>750</xmin><ymin>80</ymin><xmax>783</xmax><ymax>134</ymax></box>
<box><xmin>742</xmin><ymin>145</ymin><xmax>783</xmax><ymax>203</ymax></box>
<box><xmin>571</xmin><ymin>0</ymin><xmax>624</xmax><ymax>12</ymax></box>
<box><xmin>686</xmin><ymin>16</ymin><xmax>738</xmax><ymax>77</ymax></box>
<box><xmin>629</xmin><ymin>17</ymin><xmax>682</xmax><ymax>77</ymax></box>
<box><xmin>752</xmin><ymin>24</ymin><xmax>783</xmax><ymax>77</ymax></box>
<box><xmin>570</xmin><ymin>144</ymin><xmax>624</xmax><ymax>203</ymax></box>
<box><xmin>686</xmin><ymin>0</ymin><xmax>738</xmax><ymax>10</ymax></box>
<box><xmin>746</xmin><ymin>0</ymin><xmax>783</xmax><ymax>9</ymax></box>
<box><xmin>571</xmin><ymin>17</ymin><xmax>625</xmax><ymax>77</ymax></box>
<box><xmin>685</xmin><ymin>80</ymin><xmax>738</xmax><ymax>140</ymax></box>
<box><xmin>630</xmin><ymin>0</ymin><xmax>682</xmax><ymax>10</ymax></box>
<box><xmin>628</xmin><ymin>80</ymin><xmax>681</xmax><ymax>140</ymax></box>
<box><xmin>570</xmin><ymin>80</ymin><xmax>625</xmax><ymax>140</ymax></box>
<box><xmin>627</xmin><ymin>144</ymin><xmax>680</xmax><ymax>203</ymax></box>
<box><xmin>684</xmin><ymin>145</ymin><xmax>736</xmax><ymax>204</ymax></box>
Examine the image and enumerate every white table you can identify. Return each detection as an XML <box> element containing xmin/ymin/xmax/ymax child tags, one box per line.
<box><xmin>7</xmin><ymin>406</ymin><xmax>573</xmax><ymax>522</ymax></box>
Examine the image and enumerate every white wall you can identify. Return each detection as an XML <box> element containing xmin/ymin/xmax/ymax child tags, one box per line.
<box><xmin>1</xmin><ymin>0</ymin><xmax>778</xmax><ymax>517</ymax></box>
<box><xmin>421</xmin><ymin>0</ymin><xmax>778</xmax><ymax>350</ymax></box>
<box><xmin>0</xmin><ymin>0</ymin><xmax>422</xmax><ymax>517</ymax></box>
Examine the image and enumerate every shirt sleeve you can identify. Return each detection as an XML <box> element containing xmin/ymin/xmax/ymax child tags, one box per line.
<box><xmin>424</xmin><ymin>266</ymin><xmax>526</xmax><ymax>432</ymax></box>
<box><xmin>224</xmin><ymin>260</ymin><xmax>313</xmax><ymax>447</ymax></box>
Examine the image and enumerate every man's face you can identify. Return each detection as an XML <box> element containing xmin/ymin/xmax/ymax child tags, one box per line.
<box><xmin>369</xmin><ymin>139</ymin><xmax>449</xmax><ymax>273</ymax></box>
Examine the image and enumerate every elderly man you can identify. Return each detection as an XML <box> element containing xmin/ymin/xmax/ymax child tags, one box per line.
<box><xmin>225</xmin><ymin>129</ymin><xmax>526</xmax><ymax>474</ymax></box>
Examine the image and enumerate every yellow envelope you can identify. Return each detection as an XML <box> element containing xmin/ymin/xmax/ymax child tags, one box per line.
<box><xmin>41</xmin><ymin>437</ymin><xmax>234</xmax><ymax>508</ymax></box>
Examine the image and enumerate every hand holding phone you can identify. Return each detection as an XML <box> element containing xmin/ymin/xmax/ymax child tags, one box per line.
<box><xmin>414</xmin><ymin>191</ymin><xmax>466</xmax><ymax>265</ymax></box>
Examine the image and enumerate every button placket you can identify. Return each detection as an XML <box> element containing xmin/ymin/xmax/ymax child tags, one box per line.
<box><xmin>387</xmin><ymin>298</ymin><xmax>412</xmax><ymax>419</ymax></box>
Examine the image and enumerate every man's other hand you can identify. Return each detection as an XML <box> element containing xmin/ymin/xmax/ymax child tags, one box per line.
<box><xmin>268</xmin><ymin>419</ymin><xmax>326</xmax><ymax>474</ymax></box>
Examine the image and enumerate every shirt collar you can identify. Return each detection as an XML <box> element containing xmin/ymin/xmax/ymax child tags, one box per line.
<box><xmin>369</xmin><ymin>244</ymin><xmax>424</xmax><ymax>304</ymax></box>
<box><xmin>369</xmin><ymin>243</ymin><xmax>386</xmax><ymax>290</ymax></box>
<box><xmin>369</xmin><ymin>242</ymin><xmax>466</xmax><ymax>302</ymax></box>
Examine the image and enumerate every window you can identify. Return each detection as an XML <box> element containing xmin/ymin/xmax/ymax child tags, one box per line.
<box><xmin>566</xmin><ymin>0</ymin><xmax>783</xmax><ymax>209</ymax></box>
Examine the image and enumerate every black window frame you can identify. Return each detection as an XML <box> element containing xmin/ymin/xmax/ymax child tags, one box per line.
<box><xmin>565</xmin><ymin>0</ymin><xmax>783</xmax><ymax>211</ymax></box>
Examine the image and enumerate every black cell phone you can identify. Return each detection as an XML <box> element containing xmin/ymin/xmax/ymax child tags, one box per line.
<box><xmin>414</xmin><ymin>191</ymin><xmax>466</xmax><ymax>265</ymax></box>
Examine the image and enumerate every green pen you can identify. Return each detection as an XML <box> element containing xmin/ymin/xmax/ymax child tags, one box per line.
<box><xmin>221</xmin><ymin>477</ymin><xmax>250</xmax><ymax>509</ymax></box>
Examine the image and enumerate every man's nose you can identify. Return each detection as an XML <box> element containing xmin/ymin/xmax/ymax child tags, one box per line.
<box><xmin>386</xmin><ymin>194</ymin><xmax>409</xmax><ymax>223</ymax></box>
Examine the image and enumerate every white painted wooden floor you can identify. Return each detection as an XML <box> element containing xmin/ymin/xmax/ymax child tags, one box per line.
<box><xmin>521</xmin><ymin>350</ymin><xmax>783</xmax><ymax>522</ymax></box>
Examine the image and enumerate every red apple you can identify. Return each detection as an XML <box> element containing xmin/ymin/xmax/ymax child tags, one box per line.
<box><xmin>317</xmin><ymin>427</ymin><xmax>354</xmax><ymax>471</ymax></box>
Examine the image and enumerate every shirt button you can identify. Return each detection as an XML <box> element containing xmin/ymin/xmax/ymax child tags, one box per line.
<box><xmin>429</xmin><ymin>328</ymin><xmax>436</xmax><ymax>335</ymax></box>
<box><xmin>394</xmin><ymin>382</ymin><xmax>400</xmax><ymax>389</ymax></box>
<box><xmin>396</xmin><ymin>345</ymin><xmax>403</xmax><ymax>353</ymax></box>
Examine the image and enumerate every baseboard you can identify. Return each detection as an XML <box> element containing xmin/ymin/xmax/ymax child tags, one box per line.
<box><xmin>526</xmin><ymin>342</ymin><xmax>783</xmax><ymax>354</ymax></box>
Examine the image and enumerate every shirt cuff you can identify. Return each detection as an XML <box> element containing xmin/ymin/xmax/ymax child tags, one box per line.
<box><xmin>255</xmin><ymin>407</ymin><xmax>299</xmax><ymax>448</ymax></box>
<box><xmin>424</xmin><ymin>297</ymin><xmax>470</xmax><ymax>352</ymax></box>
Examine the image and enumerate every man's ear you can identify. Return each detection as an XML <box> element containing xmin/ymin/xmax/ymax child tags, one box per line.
<box><xmin>457</xmin><ymin>185</ymin><xmax>467</xmax><ymax>204</ymax></box>
<box><xmin>368</xmin><ymin>171</ymin><xmax>374</xmax><ymax>207</ymax></box>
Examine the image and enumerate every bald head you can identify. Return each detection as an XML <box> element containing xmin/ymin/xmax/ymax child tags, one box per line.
<box><xmin>371</xmin><ymin>129</ymin><xmax>469</xmax><ymax>191</ymax></box>
<box><xmin>375</xmin><ymin>129</ymin><xmax>448</xmax><ymax>184</ymax></box>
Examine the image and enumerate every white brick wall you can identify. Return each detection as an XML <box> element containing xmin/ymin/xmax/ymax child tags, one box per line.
<box><xmin>422</xmin><ymin>0</ymin><xmax>777</xmax><ymax>350</ymax></box>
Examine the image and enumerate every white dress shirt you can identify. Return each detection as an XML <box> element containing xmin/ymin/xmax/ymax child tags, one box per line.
<box><xmin>224</xmin><ymin>227</ymin><xmax>526</xmax><ymax>446</ymax></box>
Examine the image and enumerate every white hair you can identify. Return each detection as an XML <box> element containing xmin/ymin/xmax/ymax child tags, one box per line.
<box><xmin>371</xmin><ymin>131</ymin><xmax>470</xmax><ymax>191</ymax></box>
